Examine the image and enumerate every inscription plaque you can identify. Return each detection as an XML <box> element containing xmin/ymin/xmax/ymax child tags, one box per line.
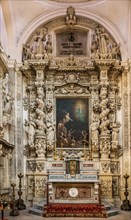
<box><xmin>56</xmin><ymin>30</ymin><xmax>88</xmax><ymax>56</ymax></box>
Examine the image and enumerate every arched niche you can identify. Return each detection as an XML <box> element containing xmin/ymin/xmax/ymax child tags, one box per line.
<box><xmin>22</xmin><ymin>11</ymin><xmax>122</xmax><ymax>62</ymax></box>
<box><xmin>17</xmin><ymin>7</ymin><xmax>127</xmax><ymax>62</ymax></box>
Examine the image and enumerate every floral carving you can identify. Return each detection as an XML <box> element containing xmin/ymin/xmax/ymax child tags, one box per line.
<box><xmin>101</xmin><ymin>162</ymin><xmax>110</xmax><ymax>173</ymax></box>
<box><xmin>27</xmin><ymin>161</ymin><xmax>36</xmax><ymax>172</ymax></box>
<box><xmin>110</xmin><ymin>162</ymin><xmax>119</xmax><ymax>174</ymax></box>
<box><xmin>27</xmin><ymin>176</ymin><xmax>35</xmax><ymax>199</ymax></box>
<box><xmin>35</xmin><ymin>177</ymin><xmax>47</xmax><ymax>197</ymax></box>
<box><xmin>36</xmin><ymin>161</ymin><xmax>45</xmax><ymax>172</ymax></box>
<box><xmin>100</xmin><ymin>179</ymin><xmax>112</xmax><ymax>197</ymax></box>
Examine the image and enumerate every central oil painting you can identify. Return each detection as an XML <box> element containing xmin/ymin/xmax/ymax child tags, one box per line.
<box><xmin>56</xmin><ymin>98</ymin><xmax>89</xmax><ymax>148</ymax></box>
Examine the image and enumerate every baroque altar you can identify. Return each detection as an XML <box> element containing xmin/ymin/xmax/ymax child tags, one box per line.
<box><xmin>22</xmin><ymin>6</ymin><xmax>123</xmax><ymax>205</ymax></box>
<box><xmin>47</xmin><ymin>159</ymin><xmax>99</xmax><ymax>204</ymax></box>
<box><xmin>0</xmin><ymin>6</ymin><xmax>124</xmax><ymax>206</ymax></box>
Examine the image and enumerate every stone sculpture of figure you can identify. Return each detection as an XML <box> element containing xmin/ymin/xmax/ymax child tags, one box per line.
<box><xmin>34</xmin><ymin>28</ymin><xmax>47</xmax><ymax>55</ymax></box>
<box><xmin>90</xmin><ymin>117</ymin><xmax>99</xmax><ymax>145</ymax></box>
<box><xmin>45</xmin><ymin>35</ymin><xmax>53</xmax><ymax>58</ymax></box>
<box><xmin>36</xmin><ymin>97</ymin><xmax>45</xmax><ymax>109</ymax></box>
<box><xmin>112</xmin><ymin>122</ymin><xmax>119</xmax><ymax>142</ymax></box>
<box><xmin>4</xmin><ymin>93</ymin><xmax>13</xmax><ymax>114</ymax></box>
<box><xmin>111</xmin><ymin>43</ymin><xmax>121</xmax><ymax>59</ymax></box>
<box><xmin>98</xmin><ymin>28</ymin><xmax>109</xmax><ymax>54</ymax></box>
<box><xmin>43</xmin><ymin>50</ymin><xmax>48</xmax><ymax>59</ymax></box>
<box><xmin>37</xmin><ymin>37</ymin><xmax>44</xmax><ymax>54</ymax></box>
<box><xmin>91</xmin><ymin>34</ymin><xmax>98</xmax><ymax>53</ymax></box>
<box><xmin>91</xmin><ymin>49</ymin><xmax>100</xmax><ymax>59</ymax></box>
<box><xmin>36</xmin><ymin>108</ymin><xmax>45</xmax><ymax>120</ymax></box>
<box><xmin>68</xmin><ymin>54</ymin><xmax>76</xmax><ymax>66</ymax></box>
<box><xmin>100</xmin><ymin>119</ymin><xmax>110</xmax><ymax>135</ymax></box>
<box><xmin>2</xmin><ymin>73</ymin><xmax>8</xmax><ymax>95</ymax></box>
<box><xmin>47</xmin><ymin>123</ymin><xmax>55</xmax><ymax>148</ymax></box>
<box><xmin>25</xmin><ymin>119</ymin><xmax>36</xmax><ymax>146</ymax></box>
<box><xmin>65</xmin><ymin>6</ymin><xmax>77</xmax><ymax>26</ymax></box>
<box><xmin>35</xmin><ymin>119</ymin><xmax>46</xmax><ymax>131</ymax></box>
<box><xmin>23</xmin><ymin>44</ymin><xmax>32</xmax><ymax>60</ymax></box>
<box><xmin>41</xmin><ymin>27</ymin><xmax>48</xmax><ymax>41</ymax></box>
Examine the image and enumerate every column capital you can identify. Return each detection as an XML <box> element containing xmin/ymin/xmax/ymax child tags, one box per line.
<box><xmin>94</xmin><ymin>59</ymin><xmax>115</xmax><ymax>70</ymax></box>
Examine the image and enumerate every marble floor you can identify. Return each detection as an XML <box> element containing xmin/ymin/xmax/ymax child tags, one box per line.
<box><xmin>1</xmin><ymin>209</ymin><xmax>131</xmax><ymax>220</ymax></box>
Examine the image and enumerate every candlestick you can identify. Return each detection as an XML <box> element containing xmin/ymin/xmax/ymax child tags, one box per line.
<box><xmin>10</xmin><ymin>183</ymin><xmax>19</xmax><ymax>216</ymax></box>
<box><xmin>15</xmin><ymin>173</ymin><xmax>26</xmax><ymax>210</ymax></box>
<box><xmin>53</xmin><ymin>141</ymin><xmax>58</xmax><ymax>160</ymax></box>
<box><xmin>83</xmin><ymin>142</ymin><xmax>87</xmax><ymax>161</ymax></box>
<box><xmin>121</xmin><ymin>173</ymin><xmax>131</xmax><ymax>211</ymax></box>
<box><xmin>89</xmin><ymin>143</ymin><xmax>93</xmax><ymax>161</ymax></box>
<box><xmin>60</xmin><ymin>142</ymin><xmax>64</xmax><ymax>160</ymax></box>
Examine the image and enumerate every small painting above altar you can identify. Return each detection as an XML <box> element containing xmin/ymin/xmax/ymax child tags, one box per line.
<box><xmin>56</xmin><ymin>98</ymin><xmax>89</xmax><ymax>148</ymax></box>
<box><xmin>56</xmin><ymin>30</ymin><xmax>88</xmax><ymax>56</ymax></box>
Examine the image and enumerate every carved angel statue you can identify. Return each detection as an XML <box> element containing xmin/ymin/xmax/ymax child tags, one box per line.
<box><xmin>111</xmin><ymin>43</ymin><xmax>121</xmax><ymax>59</ymax></box>
<box><xmin>90</xmin><ymin>117</ymin><xmax>100</xmax><ymax>146</ymax></box>
<box><xmin>47</xmin><ymin>122</ymin><xmax>55</xmax><ymax>149</ymax></box>
<box><xmin>45</xmin><ymin>34</ymin><xmax>53</xmax><ymax>57</ymax></box>
<box><xmin>33</xmin><ymin>28</ymin><xmax>47</xmax><ymax>55</ymax></box>
<box><xmin>4</xmin><ymin>92</ymin><xmax>13</xmax><ymax>114</ymax></box>
<box><xmin>98</xmin><ymin>28</ymin><xmax>109</xmax><ymax>54</ymax></box>
<box><xmin>68</xmin><ymin>54</ymin><xmax>76</xmax><ymax>66</ymax></box>
<box><xmin>111</xmin><ymin>122</ymin><xmax>121</xmax><ymax>142</ymax></box>
<box><xmin>25</xmin><ymin>119</ymin><xmax>36</xmax><ymax>146</ymax></box>
<box><xmin>23</xmin><ymin>44</ymin><xmax>32</xmax><ymax>60</ymax></box>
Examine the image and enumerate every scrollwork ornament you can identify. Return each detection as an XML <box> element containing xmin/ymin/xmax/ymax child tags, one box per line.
<box><xmin>36</xmin><ymin>161</ymin><xmax>45</xmax><ymax>172</ymax></box>
<box><xmin>35</xmin><ymin>138</ymin><xmax>46</xmax><ymax>158</ymax></box>
<box><xmin>110</xmin><ymin>162</ymin><xmax>119</xmax><ymax>174</ymax></box>
<box><xmin>27</xmin><ymin>176</ymin><xmax>35</xmax><ymax>199</ymax></box>
<box><xmin>100</xmin><ymin>178</ymin><xmax>112</xmax><ymax>197</ymax></box>
<box><xmin>101</xmin><ymin>162</ymin><xmax>110</xmax><ymax>173</ymax></box>
<box><xmin>35</xmin><ymin>177</ymin><xmax>47</xmax><ymax>197</ymax></box>
<box><xmin>27</xmin><ymin>161</ymin><xmax>36</xmax><ymax>172</ymax></box>
<box><xmin>100</xmin><ymin>138</ymin><xmax>110</xmax><ymax>158</ymax></box>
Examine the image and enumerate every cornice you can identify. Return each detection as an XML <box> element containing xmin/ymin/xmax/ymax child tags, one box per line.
<box><xmin>0</xmin><ymin>138</ymin><xmax>14</xmax><ymax>149</ymax></box>
<box><xmin>28</xmin><ymin>59</ymin><xmax>49</xmax><ymax>71</ymax></box>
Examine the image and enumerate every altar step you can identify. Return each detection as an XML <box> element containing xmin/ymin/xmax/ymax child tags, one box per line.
<box><xmin>28</xmin><ymin>201</ymin><xmax>120</xmax><ymax>217</ymax></box>
<box><xmin>102</xmin><ymin>201</ymin><xmax>120</xmax><ymax>217</ymax></box>
<box><xmin>43</xmin><ymin>203</ymin><xmax>108</xmax><ymax>218</ymax></box>
<box><xmin>28</xmin><ymin>200</ymin><xmax>46</xmax><ymax>216</ymax></box>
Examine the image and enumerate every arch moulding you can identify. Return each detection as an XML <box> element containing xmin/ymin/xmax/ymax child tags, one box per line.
<box><xmin>17</xmin><ymin>8</ymin><xmax>127</xmax><ymax>62</ymax></box>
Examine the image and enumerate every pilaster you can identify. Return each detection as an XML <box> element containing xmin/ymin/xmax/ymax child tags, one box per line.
<box><xmin>94</xmin><ymin>59</ymin><xmax>114</xmax><ymax>201</ymax></box>
<box><xmin>25</xmin><ymin>60</ymin><xmax>49</xmax><ymax>202</ymax></box>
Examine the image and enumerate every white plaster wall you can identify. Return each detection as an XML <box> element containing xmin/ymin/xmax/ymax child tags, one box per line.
<box><xmin>0</xmin><ymin>5</ymin><xmax>8</xmax><ymax>54</ymax></box>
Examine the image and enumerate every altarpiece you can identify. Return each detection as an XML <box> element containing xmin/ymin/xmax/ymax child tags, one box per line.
<box><xmin>0</xmin><ymin>6</ymin><xmax>125</xmax><ymax>206</ymax></box>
